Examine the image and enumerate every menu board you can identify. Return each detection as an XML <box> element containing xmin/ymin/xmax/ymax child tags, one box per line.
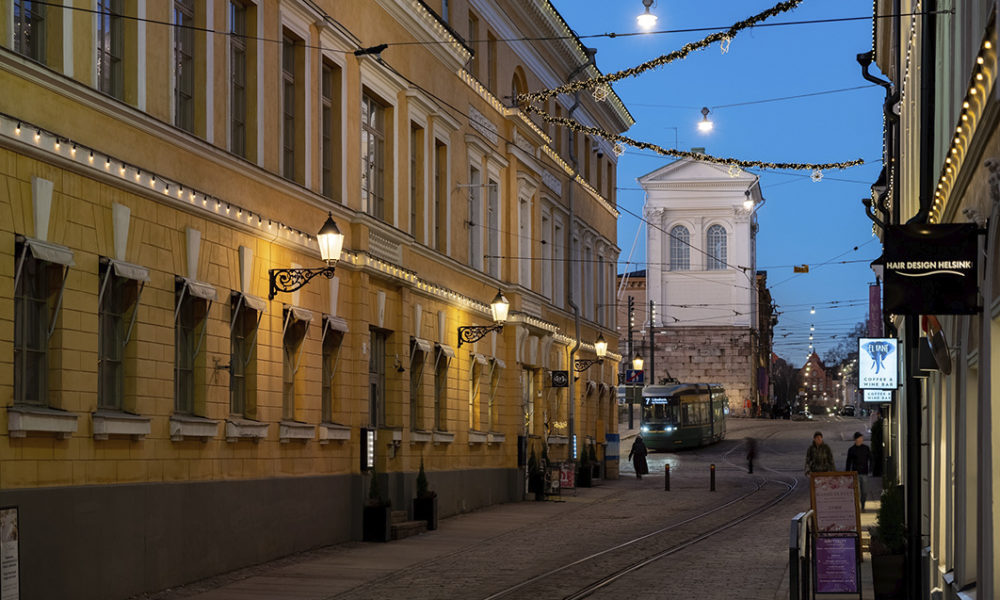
<box><xmin>810</xmin><ymin>473</ymin><xmax>860</xmax><ymax>533</ymax></box>
<box><xmin>815</xmin><ymin>535</ymin><xmax>859</xmax><ymax>594</ymax></box>
<box><xmin>0</xmin><ymin>507</ymin><xmax>18</xmax><ymax>600</ymax></box>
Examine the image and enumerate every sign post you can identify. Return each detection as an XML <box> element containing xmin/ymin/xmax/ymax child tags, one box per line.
<box><xmin>809</xmin><ymin>473</ymin><xmax>862</xmax><ymax>598</ymax></box>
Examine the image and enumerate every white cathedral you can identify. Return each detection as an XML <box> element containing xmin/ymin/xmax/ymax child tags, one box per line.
<box><xmin>636</xmin><ymin>158</ymin><xmax>765</xmax><ymax>413</ymax></box>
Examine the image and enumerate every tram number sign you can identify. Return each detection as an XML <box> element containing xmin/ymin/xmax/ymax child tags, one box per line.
<box><xmin>550</xmin><ymin>371</ymin><xmax>569</xmax><ymax>388</ymax></box>
<box><xmin>625</xmin><ymin>369</ymin><xmax>644</xmax><ymax>385</ymax></box>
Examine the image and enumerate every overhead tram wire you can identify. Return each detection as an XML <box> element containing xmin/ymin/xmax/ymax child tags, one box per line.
<box><xmin>381</xmin><ymin>10</ymin><xmax>952</xmax><ymax>47</ymax></box>
<box><xmin>628</xmin><ymin>84</ymin><xmax>882</xmax><ymax>111</ymax></box>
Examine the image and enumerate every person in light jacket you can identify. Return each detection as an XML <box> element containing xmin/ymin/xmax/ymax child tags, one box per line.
<box><xmin>628</xmin><ymin>436</ymin><xmax>649</xmax><ymax>480</ymax></box>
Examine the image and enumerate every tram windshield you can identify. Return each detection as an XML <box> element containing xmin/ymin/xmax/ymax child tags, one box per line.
<box><xmin>642</xmin><ymin>398</ymin><xmax>678</xmax><ymax>423</ymax></box>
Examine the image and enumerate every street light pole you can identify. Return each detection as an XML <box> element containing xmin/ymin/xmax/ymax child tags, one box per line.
<box><xmin>649</xmin><ymin>300</ymin><xmax>656</xmax><ymax>386</ymax></box>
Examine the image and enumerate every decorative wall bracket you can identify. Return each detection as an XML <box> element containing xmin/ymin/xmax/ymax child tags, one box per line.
<box><xmin>269</xmin><ymin>266</ymin><xmax>336</xmax><ymax>300</ymax></box>
<box><xmin>458</xmin><ymin>324</ymin><xmax>503</xmax><ymax>348</ymax></box>
<box><xmin>573</xmin><ymin>358</ymin><xmax>603</xmax><ymax>372</ymax></box>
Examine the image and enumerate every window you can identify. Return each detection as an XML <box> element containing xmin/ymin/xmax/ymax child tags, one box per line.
<box><xmin>230</xmin><ymin>294</ymin><xmax>261</xmax><ymax>418</ymax></box>
<box><xmin>486</xmin><ymin>178</ymin><xmax>499</xmax><ymax>277</ymax></box>
<box><xmin>369</xmin><ymin>328</ymin><xmax>387</xmax><ymax>427</ymax></box>
<box><xmin>282</xmin><ymin>308</ymin><xmax>309</xmax><ymax>421</ymax></box>
<box><xmin>522</xmin><ymin>367</ymin><xmax>534</xmax><ymax>436</ymax></box>
<box><xmin>434</xmin><ymin>345</ymin><xmax>450</xmax><ymax>430</ymax></box>
<box><xmin>97</xmin><ymin>0</ymin><xmax>124</xmax><ymax>99</ymax></box>
<box><xmin>468</xmin><ymin>12</ymin><xmax>479</xmax><ymax>78</ymax></box>
<box><xmin>487</xmin><ymin>32</ymin><xmax>497</xmax><ymax>94</ymax></box>
<box><xmin>13</xmin><ymin>248</ymin><xmax>54</xmax><ymax>405</ymax></box>
<box><xmin>469</xmin><ymin>356</ymin><xmax>483</xmax><ymax>431</ymax></box>
<box><xmin>541</xmin><ymin>213</ymin><xmax>552</xmax><ymax>299</ymax></box>
<box><xmin>409</xmin><ymin>339</ymin><xmax>429</xmax><ymax>430</ymax></box>
<box><xmin>433</xmin><ymin>139</ymin><xmax>447</xmax><ymax>252</ymax></box>
<box><xmin>707</xmin><ymin>224</ymin><xmax>727</xmax><ymax>270</ymax></box>
<box><xmin>584</xmin><ymin>245</ymin><xmax>594</xmax><ymax>320</ymax></box>
<box><xmin>229</xmin><ymin>0</ymin><xmax>247</xmax><ymax>157</ymax></box>
<box><xmin>597</xmin><ymin>255</ymin><xmax>606</xmax><ymax>326</ymax></box>
<box><xmin>518</xmin><ymin>196</ymin><xmax>531</xmax><ymax>287</ymax></box>
<box><xmin>584</xmin><ymin>137</ymin><xmax>592</xmax><ymax>182</ymax></box>
<box><xmin>282</xmin><ymin>32</ymin><xmax>297</xmax><ymax>180</ymax></box>
<box><xmin>596</xmin><ymin>155</ymin><xmax>604</xmax><ymax>195</ymax></box>
<box><xmin>362</xmin><ymin>92</ymin><xmax>387</xmax><ymax>221</ymax></box>
<box><xmin>321</xmin><ymin>328</ymin><xmax>344</xmax><ymax>423</ymax></box>
<box><xmin>488</xmin><ymin>358</ymin><xmax>502</xmax><ymax>431</ymax></box>
<box><xmin>669</xmin><ymin>225</ymin><xmax>690</xmax><ymax>270</ymax></box>
<box><xmin>175</xmin><ymin>282</ymin><xmax>210</xmax><ymax>414</ymax></box>
<box><xmin>13</xmin><ymin>0</ymin><xmax>46</xmax><ymax>63</ymax></box>
<box><xmin>468</xmin><ymin>165</ymin><xmax>483</xmax><ymax>270</ymax></box>
<box><xmin>173</xmin><ymin>0</ymin><xmax>195</xmax><ymax>132</ymax></box>
<box><xmin>440</xmin><ymin>0</ymin><xmax>449</xmax><ymax>22</ymax></box>
<box><xmin>410</xmin><ymin>123</ymin><xmax>424</xmax><ymax>239</ymax></box>
<box><xmin>98</xmin><ymin>262</ymin><xmax>143</xmax><ymax>410</ymax></box>
<box><xmin>322</xmin><ymin>60</ymin><xmax>343</xmax><ymax>199</ymax></box>
<box><xmin>553</xmin><ymin>218</ymin><xmax>565</xmax><ymax>308</ymax></box>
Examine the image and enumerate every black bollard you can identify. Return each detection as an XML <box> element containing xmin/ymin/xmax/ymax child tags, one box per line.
<box><xmin>664</xmin><ymin>463</ymin><xmax>670</xmax><ymax>491</ymax></box>
<box><xmin>710</xmin><ymin>463</ymin><xmax>716</xmax><ymax>491</ymax></box>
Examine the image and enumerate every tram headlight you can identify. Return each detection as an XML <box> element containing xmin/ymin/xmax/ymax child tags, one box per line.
<box><xmin>640</xmin><ymin>425</ymin><xmax>649</xmax><ymax>433</ymax></box>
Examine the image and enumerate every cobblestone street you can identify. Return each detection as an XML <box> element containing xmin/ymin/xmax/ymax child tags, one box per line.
<box><xmin>139</xmin><ymin>417</ymin><xmax>871</xmax><ymax>600</ymax></box>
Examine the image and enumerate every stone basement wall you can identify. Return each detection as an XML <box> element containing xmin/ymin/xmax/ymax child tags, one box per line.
<box><xmin>651</xmin><ymin>326</ymin><xmax>753</xmax><ymax>413</ymax></box>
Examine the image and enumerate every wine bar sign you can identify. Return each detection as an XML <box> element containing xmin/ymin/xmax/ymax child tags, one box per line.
<box><xmin>883</xmin><ymin>224</ymin><xmax>979</xmax><ymax>315</ymax></box>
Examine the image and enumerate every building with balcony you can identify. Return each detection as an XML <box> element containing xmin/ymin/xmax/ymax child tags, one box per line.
<box><xmin>0</xmin><ymin>1</ymin><xmax>632</xmax><ymax>598</ymax></box>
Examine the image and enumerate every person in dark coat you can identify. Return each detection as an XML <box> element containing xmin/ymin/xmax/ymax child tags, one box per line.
<box><xmin>628</xmin><ymin>436</ymin><xmax>649</xmax><ymax>480</ymax></box>
<box><xmin>846</xmin><ymin>431</ymin><xmax>873</xmax><ymax>509</ymax></box>
<box><xmin>746</xmin><ymin>437</ymin><xmax>758</xmax><ymax>473</ymax></box>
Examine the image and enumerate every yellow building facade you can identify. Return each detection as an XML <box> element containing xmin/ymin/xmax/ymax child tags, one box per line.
<box><xmin>0</xmin><ymin>1</ymin><xmax>632</xmax><ymax>598</ymax></box>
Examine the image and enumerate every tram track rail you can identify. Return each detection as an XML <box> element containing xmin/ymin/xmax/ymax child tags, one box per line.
<box><xmin>483</xmin><ymin>424</ymin><xmax>801</xmax><ymax>600</ymax></box>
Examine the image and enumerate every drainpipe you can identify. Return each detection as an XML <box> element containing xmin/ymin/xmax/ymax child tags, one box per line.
<box><xmin>857</xmin><ymin>51</ymin><xmax>898</xmax><ymax>221</ymax></box>
<box><xmin>905</xmin><ymin>3</ymin><xmax>934</xmax><ymax>596</ymax></box>
<box><xmin>565</xmin><ymin>48</ymin><xmax>596</xmax><ymax>460</ymax></box>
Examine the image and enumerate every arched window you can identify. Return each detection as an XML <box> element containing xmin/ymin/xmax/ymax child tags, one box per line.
<box><xmin>669</xmin><ymin>225</ymin><xmax>690</xmax><ymax>271</ymax></box>
<box><xmin>706</xmin><ymin>224</ymin><xmax>727</xmax><ymax>270</ymax></box>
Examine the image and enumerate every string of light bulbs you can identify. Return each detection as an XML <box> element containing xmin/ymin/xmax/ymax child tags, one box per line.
<box><xmin>518</xmin><ymin>0</ymin><xmax>805</xmax><ymax>106</ymax></box>
<box><xmin>523</xmin><ymin>106</ymin><xmax>865</xmax><ymax>172</ymax></box>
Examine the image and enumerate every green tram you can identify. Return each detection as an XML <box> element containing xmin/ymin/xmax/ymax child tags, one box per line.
<box><xmin>639</xmin><ymin>383</ymin><xmax>728</xmax><ymax>450</ymax></box>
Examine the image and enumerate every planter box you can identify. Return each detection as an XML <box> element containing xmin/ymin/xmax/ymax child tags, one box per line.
<box><xmin>413</xmin><ymin>495</ymin><xmax>438</xmax><ymax>531</ymax></box>
<box><xmin>870</xmin><ymin>553</ymin><xmax>905</xmax><ymax>599</ymax></box>
<box><xmin>363</xmin><ymin>505</ymin><xmax>392</xmax><ymax>542</ymax></box>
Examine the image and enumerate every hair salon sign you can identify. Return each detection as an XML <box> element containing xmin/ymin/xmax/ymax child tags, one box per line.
<box><xmin>884</xmin><ymin>224</ymin><xmax>979</xmax><ymax>315</ymax></box>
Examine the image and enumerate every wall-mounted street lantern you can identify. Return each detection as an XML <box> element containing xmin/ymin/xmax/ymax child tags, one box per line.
<box><xmin>268</xmin><ymin>212</ymin><xmax>344</xmax><ymax>300</ymax></box>
<box><xmin>574</xmin><ymin>334</ymin><xmax>608</xmax><ymax>372</ymax></box>
<box><xmin>632</xmin><ymin>353</ymin><xmax>644</xmax><ymax>371</ymax></box>
<box><xmin>457</xmin><ymin>289</ymin><xmax>509</xmax><ymax>348</ymax></box>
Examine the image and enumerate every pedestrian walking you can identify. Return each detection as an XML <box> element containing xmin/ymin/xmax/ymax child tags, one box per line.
<box><xmin>628</xmin><ymin>436</ymin><xmax>649</xmax><ymax>480</ymax></box>
<box><xmin>846</xmin><ymin>431</ymin><xmax>873</xmax><ymax>510</ymax></box>
<box><xmin>746</xmin><ymin>437</ymin><xmax>757</xmax><ymax>474</ymax></box>
<box><xmin>805</xmin><ymin>431</ymin><xmax>835</xmax><ymax>474</ymax></box>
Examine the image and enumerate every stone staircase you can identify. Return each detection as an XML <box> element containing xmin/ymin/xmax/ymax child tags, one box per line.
<box><xmin>390</xmin><ymin>510</ymin><xmax>427</xmax><ymax>540</ymax></box>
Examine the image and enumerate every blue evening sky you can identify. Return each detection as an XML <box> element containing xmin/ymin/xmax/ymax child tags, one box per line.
<box><xmin>550</xmin><ymin>0</ymin><xmax>884</xmax><ymax>367</ymax></box>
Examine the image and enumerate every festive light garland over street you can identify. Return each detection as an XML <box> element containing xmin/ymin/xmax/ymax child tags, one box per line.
<box><xmin>518</xmin><ymin>0</ymin><xmax>804</xmax><ymax>105</ymax></box>
<box><xmin>522</xmin><ymin>106</ymin><xmax>865</xmax><ymax>171</ymax></box>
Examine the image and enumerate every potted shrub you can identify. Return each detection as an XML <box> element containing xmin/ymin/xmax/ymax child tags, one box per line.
<box><xmin>527</xmin><ymin>447</ymin><xmax>545</xmax><ymax>500</ymax></box>
<box><xmin>362</xmin><ymin>467</ymin><xmax>391</xmax><ymax>542</ymax></box>
<box><xmin>412</xmin><ymin>459</ymin><xmax>438</xmax><ymax>530</ymax></box>
<box><xmin>869</xmin><ymin>483</ymin><xmax>905</xmax><ymax>599</ymax></box>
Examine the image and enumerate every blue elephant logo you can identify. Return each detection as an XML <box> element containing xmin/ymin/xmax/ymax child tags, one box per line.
<box><xmin>862</xmin><ymin>341</ymin><xmax>895</xmax><ymax>374</ymax></box>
